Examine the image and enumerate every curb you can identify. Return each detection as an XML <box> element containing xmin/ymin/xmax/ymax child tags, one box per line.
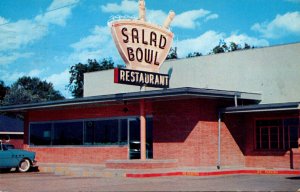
<box><xmin>126</xmin><ymin>169</ymin><xmax>300</xmax><ymax>178</ymax></box>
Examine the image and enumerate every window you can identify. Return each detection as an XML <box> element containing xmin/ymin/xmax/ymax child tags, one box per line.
<box><xmin>29</xmin><ymin>118</ymin><xmax>129</xmax><ymax>146</ymax></box>
<box><xmin>30</xmin><ymin>123</ymin><xmax>52</xmax><ymax>145</ymax></box>
<box><xmin>256</xmin><ymin>118</ymin><xmax>299</xmax><ymax>150</ymax></box>
<box><xmin>84</xmin><ymin>119</ymin><xmax>127</xmax><ymax>145</ymax></box>
<box><xmin>53</xmin><ymin>122</ymin><xmax>83</xmax><ymax>145</ymax></box>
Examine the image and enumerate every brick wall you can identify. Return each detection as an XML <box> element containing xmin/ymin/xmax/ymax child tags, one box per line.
<box><xmin>23</xmin><ymin>98</ymin><xmax>298</xmax><ymax>168</ymax></box>
<box><xmin>24</xmin><ymin>145</ymin><xmax>127</xmax><ymax>164</ymax></box>
<box><xmin>152</xmin><ymin>99</ymin><xmax>245</xmax><ymax>167</ymax></box>
<box><xmin>229</xmin><ymin>111</ymin><xmax>300</xmax><ymax>169</ymax></box>
<box><xmin>0</xmin><ymin>134</ymin><xmax>23</xmax><ymax>149</ymax></box>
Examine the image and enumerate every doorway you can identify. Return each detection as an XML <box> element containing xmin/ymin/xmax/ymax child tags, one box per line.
<box><xmin>128</xmin><ymin>117</ymin><xmax>153</xmax><ymax>159</ymax></box>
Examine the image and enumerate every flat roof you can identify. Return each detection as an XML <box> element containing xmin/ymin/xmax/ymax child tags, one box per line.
<box><xmin>0</xmin><ymin>87</ymin><xmax>261</xmax><ymax>112</ymax></box>
<box><xmin>223</xmin><ymin>102</ymin><xmax>300</xmax><ymax>114</ymax></box>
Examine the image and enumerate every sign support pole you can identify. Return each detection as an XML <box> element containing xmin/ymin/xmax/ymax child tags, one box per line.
<box><xmin>140</xmin><ymin>98</ymin><xmax>146</xmax><ymax>160</ymax></box>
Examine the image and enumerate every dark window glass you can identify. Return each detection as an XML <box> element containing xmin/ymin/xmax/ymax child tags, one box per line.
<box><xmin>96</xmin><ymin>120</ymin><xmax>118</xmax><ymax>145</ymax></box>
<box><xmin>53</xmin><ymin>122</ymin><xmax>83</xmax><ymax>145</ymax></box>
<box><xmin>146</xmin><ymin>117</ymin><xmax>153</xmax><ymax>158</ymax></box>
<box><xmin>30</xmin><ymin>123</ymin><xmax>52</xmax><ymax>145</ymax></box>
<box><xmin>279</xmin><ymin>127</ymin><xmax>283</xmax><ymax>149</ymax></box>
<box><xmin>84</xmin><ymin>119</ymin><xmax>128</xmax><ymax>145</ymax></box>
<box><xmin>29</xmin><ymin>117</ymin><xmax>150</xmax><ymax>147</ymax></box>
<box><xmin>290</xmin><ymin>126</ymin><xmax>298</xmax><ymax>148</ymax></box>
<box><xmin>256</xmin><ymin>118</ymin><xmax>299</xmax><ymax>150</ymax></box>
<box><xmin>284</xmin><ymin>118</ymin><xmax>299</xmax><ymax>148</ymax></box>
<box><xmin>119</xmin><ymin>119</ymin><xmax>128</xmax><ymax>145</ymax></box>
<box><xmin>270</xmin><ymin>127</ymin><xmax>278</xmax><ymax>149</ymax></box>
<box><xmin>261</xmin><ymin>127</ymin><xmax>269</xmax><ymax>149</ymax></box>
<box><xmin>84</xmin><ymin>121</ymin><xmax>95</xmax><ymax>145</ymax></box>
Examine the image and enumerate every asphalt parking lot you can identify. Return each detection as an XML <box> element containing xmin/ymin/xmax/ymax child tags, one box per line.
<box><xmin>0</xmin><ymin>171</ymin><xmax>300</xmax><ymax>192</ymax></box>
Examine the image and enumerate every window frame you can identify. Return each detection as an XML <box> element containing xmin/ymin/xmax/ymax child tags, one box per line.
<box><xmin>254</xmin><ymin>117</ymin><xmax>299</xmax><ymax>151</ymax></box>
<box><xmin>29</xmin><ymin>116</ymin><xmax>132</xmax><ymax>147</ymax></box>
<box><xmin>29</xmin><ymin>115</ymin><xmax>153</xmax><ymax>147</ymax></box>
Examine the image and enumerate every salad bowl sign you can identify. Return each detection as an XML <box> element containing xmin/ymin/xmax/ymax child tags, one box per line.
<box><xmin>110</xmin><ymin>0</ymin><xmax>175</xmax><ymax>88</ymax></box>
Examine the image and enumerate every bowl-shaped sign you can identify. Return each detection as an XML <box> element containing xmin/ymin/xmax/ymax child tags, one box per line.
<box><xmin>111</xmin><ymin>20</ymin><xmax>173</xmax><ymax>73</ymax></box>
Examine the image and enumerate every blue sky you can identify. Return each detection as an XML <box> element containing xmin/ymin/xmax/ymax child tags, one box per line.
<box><xmin>1</xmin><ymin>0</ymin><xmax>300</xmax><ymax>98</ymax></box>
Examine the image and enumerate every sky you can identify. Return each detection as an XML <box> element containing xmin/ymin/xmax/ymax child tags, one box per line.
<box><xmin>0</xmin><ymin>0</ymin><xmax>300</xmax><ymax>98</ymax></box>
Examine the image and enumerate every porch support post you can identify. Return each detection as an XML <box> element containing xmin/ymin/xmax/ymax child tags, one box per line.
<box><xmin>217</xmin><ymin>111</ymin><xmax>221</xmax><ymax>169</ymax></box>
<box><xmin>140</xmin><ymin>99</ymin><xmax>147</xmax><ymax>160</ymax></box>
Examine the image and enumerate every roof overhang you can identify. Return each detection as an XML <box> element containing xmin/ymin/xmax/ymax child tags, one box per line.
<box><xmin>0</xmin><ymin>87</ymin><xmax>261</xmax><ymax>112</ymax></box>
<box><xmin>223</xmin><ymin>102</ymin><xmax>300</xmax><ymax>114</ymax></box>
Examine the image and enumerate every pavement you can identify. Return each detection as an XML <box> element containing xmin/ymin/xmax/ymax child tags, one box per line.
<box><xmin>1</xmin><ymin>171</ymin><xmax>300</xmax><ymax>192</ymax></box>
<box><xmin>37</xmin><ymin>163</ymin><xmax>300</xmax><ymax>178</ymax></box>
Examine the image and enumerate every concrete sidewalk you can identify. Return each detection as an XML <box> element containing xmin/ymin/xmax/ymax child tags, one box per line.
<box><xmin>37</xmin><ymin>163</ymin><xmax>300</xmax><ymax>178</ymax></box>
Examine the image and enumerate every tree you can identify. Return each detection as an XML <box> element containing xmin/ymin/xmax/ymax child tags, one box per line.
<box><xmin>212</xmin><ymin>43</ymin><xmax>228</xmax><ymax>54</ymax></box>
<box><xmin>229</xmin><ymin>42</ymin><xmax>240</xmax><ymax>52</ymax></box>
<box><xmin>3</xmin><ymin>76</ymin><xmax>64</xmax><ymax>105</ymax></box>
<box><xmin>186</xmin><ymin>52</ymin><xmax>202</xmax><ymax>58</ymax></box>
<box><xmin>0</xmin><ymin>80</ymin><xmax>9</xmax><ymax>103</ymax></box>
<box><xmin>68</xmin><ymin>58</ymin><xmax>115</xmax><ymax>98</ymax></box>
<box><xmin>244</xmin><ymin>43</ymin><xmax>251</xmax><ymax>49</ymax></box>
<box><xmin>211</xmin><ymin>41</ymin><xmax>254</xmax><ymax>54</ymax></box>
<box><xmin>166</xmin><ymin>47</ymin><xmax>178</xmax><ymax>60</ymax></box>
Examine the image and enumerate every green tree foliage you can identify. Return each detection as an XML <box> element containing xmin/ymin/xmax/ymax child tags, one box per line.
<box><xmin>211</xmin><ymin>41</ymin><xmax>254</xmax><ymax>54</ymax></box>
<box><xmin>229</xmin><ymin>42</ymin><xmax>239</xmax><ymax>52</ymax></box>
<box><xmin>0</xmin><ymin>80</ymin><xmax>9</xmax><ymax>103</ymax></box>
<box><xmin>212</xmin><ymin>43</ymin><xmax>228</xmax><ymax>54</ymax></box>
<box><xmin>68</xmin><ymin>58</ymin><xmax>115</xmax><ymax>98</ymax></box>
<box><xmin>3</xmin><ymin>76</ymin><xmax>64</xmax><ymax>105</ymax></box>
<box><xmin>166</xmin><ymin>47</ymin><xmax>178</xmax><ymax>60</ymax></box>
<box><xmin>186</xmin><ymin>52</ymin><xmax>203</xmax><ymax>58</ymax></box>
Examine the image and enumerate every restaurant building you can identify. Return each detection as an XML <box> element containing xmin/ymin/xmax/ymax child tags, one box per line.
<box><xmin>0</xmin><ymin>42</ymin><xmax>299</xmax><ymax>169</ymax></box>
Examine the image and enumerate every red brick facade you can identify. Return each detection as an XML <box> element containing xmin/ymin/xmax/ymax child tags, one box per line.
<box><xmin>225</xmin><ymin>111</ymin><xmax>300</xmax><ymax>169</ymax></box>
<box><xmin>23</xmin><ymin>98</ymin><xmax>299</xmax><ymax>169</ymax></box>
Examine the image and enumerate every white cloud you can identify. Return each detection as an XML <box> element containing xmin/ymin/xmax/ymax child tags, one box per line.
<box><xmin>47</xmin><ymin>0</ymin><xmax>79</xmax><ymax>11</ymax></box>
<box><xmin>35</xmin><ymin>0</ymin><xmax>79</xmax><ymax>26</ymax></box>
<box><xmin>101</xmin><ymin>0</ymin><xmax>218</xmax><ymax>29</ymax></box>
<box><xmin>0</xmin><ymin>19</ymin><xmax>48</xmax><ymax>51</ymax></box>
<box><xmin>205</xmin><ymin>14</ymin><xmax>219</xmax><ymax>22</ymax></box>
<box><xmin>175</xmin><ymin>31</ymin><xmax>269</xmax><ymax>57</ymax></box>
<box><xmin>28</xmin><ymin>69</ymin><xmax>45</xmax><ymax>77</ymax></box>
<box><xmin>0</xmin><ymin>68</ymin><xmax>71</xmax><ymax>97</ymax></box>
<box><xmin>0</xmin><ymin>68</ymin><xmax>45</xmax><ymax>84</ymax></box>
<box><xmin>176</xmin><ymin>31</ymin><xmax>224</xmax><ymax>57</ymax></box>
<box><xmin>0</xmin><ymin>52</ymin><xmax>34</xmax><ymax>65</ymax></box>
<box><xmin>71</xmin><ymin>26</ymin><xmax>111</xmax><ymax>51</ymax></box>
<box><xmin>101</xmin><ymin>0</ymin><xmax>137</xmax><ymax>14</ymax></box>
<box><xmin>147</xmin><ymin>10</ymin><xmax>167</xmax><ymax>26</ymax></box>
<box><xmin>2</xmin><ymin>71</ymin><xmax>26</xmax><ymax>83</ymax></box>
<box><xmin>173</xmin><ymin>9</ymin><xmax>210</xmax><ymax>29</ymax></box>
<box><xmin>67</xmin><ymin>25</ymin><xmax>121</xmax><ymax>64</ymax></box>
<box><xmin>0</xmin><ymin>0</ymin><xmax>79</xmax><ymax>63</ymax></box>
<box><xmin>45</xmin><ymin>69</ymin><xmax>72</xmax><ymax>98</ymax></box>
<box><xmin>251</xmin><ymin>11</ymin><xmax>300</xmax><ymax>38</ymax></box>
<box><xmin>0</xmin><ymin>16</ymin><xmax>8</xmax><ymax>25</ymax></box>
<box><xmin>225</xmin><ymin>33</ymin><xmax>269</xmax><ymax>47</ymax></box>
<box><xmin>157</xmin><ymin>9</ymin><xmax>218</xmax><ymax>29</ymax></box>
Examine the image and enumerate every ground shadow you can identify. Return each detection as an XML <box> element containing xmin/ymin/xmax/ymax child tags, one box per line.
<box><xmin>286</xmin><ymin>176</ymin><xmax>300</xmax><ymax>180</ymax></box>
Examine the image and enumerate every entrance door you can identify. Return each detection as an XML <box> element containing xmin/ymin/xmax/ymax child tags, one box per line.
<box><xmin>128</xmin><ymin>117</ymin><xmax>153</xmax><ymax>159</ymax></box>
<box><xmin>128</xmin><ymin>118</ymin><xmax>140</xmax><ymax>159</ymax></box>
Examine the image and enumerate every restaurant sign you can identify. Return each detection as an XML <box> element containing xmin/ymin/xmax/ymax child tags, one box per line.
<box><xmin>110</xmin><ymin>0</ymin><xmax>175</xmax><ymax>88</ymax></box>
<box><xmin>114</xmin><ymin>68</ymin><xmax>169</xmax><ymax>88</ymax></box>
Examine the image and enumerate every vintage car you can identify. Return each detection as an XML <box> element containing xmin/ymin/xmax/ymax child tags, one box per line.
<box><xmin>0</xmin><ymin>141</ymin><xmax>37</xmax><ymax>172</ymax></box>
